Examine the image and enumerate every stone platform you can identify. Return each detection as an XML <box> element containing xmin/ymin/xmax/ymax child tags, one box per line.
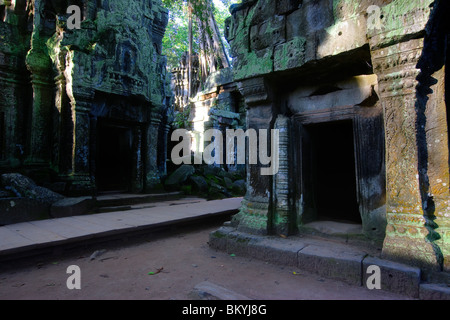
<box><xmin>0</xmin><ymin>197</ymin><xmax>242</xmax><ymax>262</ymax></box>
<box><xmin>209</xmin><ymin>224</ymin><xmax>450</xmax><ymax>300</ymax></box>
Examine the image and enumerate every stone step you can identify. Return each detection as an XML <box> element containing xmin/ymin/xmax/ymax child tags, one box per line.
<box><xmin>209</xmin><ymin>226</ymin><xmax>450</xmax><ymax>300</ymax></box>
<box><xmin>50</xmin><ymin>192</ymin><xmax>186</xmax><ymax>218</ymax></box>
<box><xmin>95</xmin><ymin>196</ymin><xmax>206</xmax><ymax>214</ymax></box>
<box><xmin>94</xmin><ymin>191</ymin><xmax>183</xmax><ymax>208</ymax></box>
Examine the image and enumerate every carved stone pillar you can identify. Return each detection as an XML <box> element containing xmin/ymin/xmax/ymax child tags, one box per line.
<box><xmin>68</xmin><ymin>90</ymin><xmax>94</xmax><ymax>195</ymax></box>
<box><xmin>420</xmin><ymin>65</ymin><xmax>450</xmax><ymax>272</ymax></box>
<box><xmin>272</xmin><ymin>115</ymin><xmax>292</xmax><ymax>236</ymax></box>
<box><xmin>231</xmin><ymin>77</ymin><xmax>275</xmax><ymax>235</ymax></box>
<box><xmin>368</xmin><ymin>0</ymin><xmax>450</xmax><ymax>271</ymax></box>
<box><xmin>24</xmin><ymin>0</ymin><xmax>52</xmax><ymax>167</ymax></box>
<box><xmin>372</xmin><ymin>38</ymin><xmax>446</xmax><ymax>271</ymax></box>
<box><xmin>0</xmin><ymin>1</ymin><xmax>30</xmax><ymax>171</ymax></box>
<box><xmin>158</xmin><ymin>122</ymin><xmax>171</xmax><ymax>176</ymax></box>
<box><xmin>26</xmin><ymin>78</ymin><xmax>53</xmax><ymax>168</ymax></box>
<box><xmin>0</xmin><ymin>52</ymin><xmax>28</xmax><ymax>169</ymax></box>
<box><xmin>131</xmin><ymin>125</ymin><xmax>144</xmax><ymax>193</ymax></box>
<box><xmin>145</xmin><ymin>112</ymin><xmax>162</xmax><ymax>191</ymax></box>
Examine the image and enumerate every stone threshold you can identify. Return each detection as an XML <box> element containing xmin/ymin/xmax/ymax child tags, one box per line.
<box><xmin>209</xmin><ymin>225</ymin><xmax>450</xmax><ymax>300</ymax></box>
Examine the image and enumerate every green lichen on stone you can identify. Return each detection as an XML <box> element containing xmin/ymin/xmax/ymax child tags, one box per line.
<box><xmin>377</xmin><ymin>0</ymin><xmax>433</xmax><ymax>43</ymax></box>
<box><xmin>233</xmin><ymin>49</ymin><xmax>273</xmax><ymax>81</ymax></box>
<box><xmin>274</xmin><ymin>37</ymin><xmax>306</xmax><ymax>72</ymax></box>
<box><xmin>211</xmin><ymin>230</ymin><xmax>227</xmax><ymax>239</ymax></box>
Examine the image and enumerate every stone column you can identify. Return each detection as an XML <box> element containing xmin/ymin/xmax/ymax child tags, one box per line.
<box><xmin>0</xmin><ymin>0</ymin><xmax>29</xmax><ymax>169</ymax></box>
<box><xmin>371</xmin><ymin>38</ymin><xmax>447</xmax><ymax>271</ymax></box>
<box><xmin>25</xmin><ymin>0</ymin><xmax>54</xmax><ymax>168</ymax></box>
<box><xmin>420</xmin><ymin>66</ymin><xmax>450</xmax><ymax>272</ymax></box>
<box><xmin>89</xmin><ymin>114</ymin><xmax>98</xmax><ymax>196</ymax></box>
<box><xmin>145</xmin><ymin>111</ymin><xmax>162</xmax><ymax>191</ymax></box>
<box><xmin>0</xmin><ymin>52</ymin><xmax>28</xmax><ymax>169</ymax></box>
<box><xmin>131</xmin><ymin>125</ymin><xmax>144</xmax><ymax>193</ymax></box>
<box><xmin>69</xmin><ymin>90</ymin><xmax>94</xmax><ymax>195</ymax></box>
<box><xmin>369</xmin><ymin>1</ymin><xmax>450</xmax><ymax>271</ymax></box>
<box><xmin>158</xmin><ymin>122</ymin><xmax>171</xmax><ymax>176</ymax></box>
<box><xmin>272</xmin><ymin>115</ymin><xmax>292</xmax><ymax>236</ymax></box>
<box><xmin>231</xmin><ymin>77</ymin><xmax>275</xmax><ymax>235</ymax></box>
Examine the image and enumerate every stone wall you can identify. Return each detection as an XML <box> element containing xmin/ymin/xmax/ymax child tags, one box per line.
<box><xmin>190</xmin><ymin>68</ymin><xmax>245</xmax><ymax>154</ymax></box>
<box><xmin>225</xmin><ymin>0</ymin><xmax>450</xmax><ymax>272</ymax></box>
<box><xmin>0</xmin><ymin>0</ymin><xmax>172</xmax><ymax>195</ymax></box>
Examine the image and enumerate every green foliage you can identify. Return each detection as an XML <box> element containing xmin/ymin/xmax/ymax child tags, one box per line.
<box><xmin>162</xmin><ymin>0</ymin><xmax>195</xmax><ymax>69</ymax></box>
<box><xmin>161</xmin><ymin>0</ymin><xmax>240</xmax><ymax>70</ymax></box>
<box><xmin>173</xmin><ymin>104</ymin><xmax>192</xmax><ymax>129</ymax></box>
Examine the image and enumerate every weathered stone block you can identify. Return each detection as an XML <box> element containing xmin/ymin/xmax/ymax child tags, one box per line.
<box><xmin>318</xmin><ymin>16</ymin><xmax>368</xmax><ymax>59</ymax></box>
<box><xmin>226</xmin><ymin>231</ymin><xmax>257</xmax><ymax>256</ymax></box>
<box><xmin>276</xmin><ymin>0</ymin><xmax>302</xmax><ymax>15</ymax></box>
<box><xmin>250</xmin><ymin>15</ymin><xmax>286</xmax><ymax>52</ymax></box>
<box><xmin>249</xmin><ymin>238</ymin><xmax>307</xmax><ymax>267</ymax></box>
<box><xmin>165</xmin><ymin>165</ymin><xmax>195</xmax><ymax>187</ymax></box>
<box><xmin>274</xmin><ymin>37</ymin><xmax>306</xmax><ymax>72</ymax></box>
<box><xmin>297</xmin><ymin>244</ymin><xmax>366</xmax><ymax>285</ymax></box>
<box><xmin>367</xmin><ymin>0</ymin><xmax>433</xmax><ymax>49</ymax></box>
<box><xmin>233</xmin><ymin>48</ymin><xmax>273</xmax><ymax>81</ymax></box>
<box><xmin>50</xmin><ymin>197</ymin><xmax>94</xmax><ymax>218</ymax></box>
<box><xmin>0</xmin><ymin>198</ymin><xmax>49</xmax><ymax>225</ymax></box>
<box><xmin>303</xmin><ymin>0</ymin><xmax>334</xmax><ymax>32</ymax></box>
<box><xmin>209</xmin><ymin>226</ymin><xmax>234</xmax><ymax>251</ymax></box>
<box><xmin>246</xmin><ymin>0</ymin><xmax>277</xmax><ymax>26</ymax></box>
<box><xmin>362</xmin><ymin>256</ymin><xmax>421</xmax><ymax>298</ymax></box>
<box><xmin>285</xmin><ymin>8</ymin><xmax>309</xmax><ymax>40</ymax></box>
<box><xmin>189</xmin><ymin>176</ymin><xmax>208</xmax><ymax>193</ymax></box>
<box><xmin>419</xmin><ymin>283</ymin><xmax>450</xmax><ymax>300</ymax></box>
<box><xmin>1</xmin><ymin>173</ymin><xmax>64</xmax><ymax>206</ymax></box>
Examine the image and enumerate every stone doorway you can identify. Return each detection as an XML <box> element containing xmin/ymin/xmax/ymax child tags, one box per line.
<box><xmin>96</xmin><ymin>120</ymin><xmax>133</xmax><ymax>193</ymax></box>
<box><xmin>302</xmin><ymin>120</ymin><xmax>361</xmax><ymax>224</ymax></box>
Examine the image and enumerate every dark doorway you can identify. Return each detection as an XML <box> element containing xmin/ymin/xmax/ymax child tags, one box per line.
<box><xmin>304</xmin><ymin>120</ymin><xmax>361</xmax><ymax>223</ymax></box>
<box><xmin>96</xmin><ymin>120</ymin><xmax>132</xmax><ymax>192</ymax></box>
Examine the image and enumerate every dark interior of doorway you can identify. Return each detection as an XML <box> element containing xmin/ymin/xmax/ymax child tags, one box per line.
<box><xmin>96</xmin><ymin>120</ymin><xmax>132</xmax><ymax>193</ymax></box>
<box><xmin>305</xmin><ymin>120</ymin><xmax>361</xmax><ymax>224</ymax></box>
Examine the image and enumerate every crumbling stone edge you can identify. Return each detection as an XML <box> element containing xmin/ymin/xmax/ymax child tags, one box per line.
<box><xmin>209</xmin><ymin>225</ymin><xmax>450</xmax><ymax>300</ymax></box>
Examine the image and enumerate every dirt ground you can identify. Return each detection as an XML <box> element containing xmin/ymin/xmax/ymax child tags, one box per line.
<box><xmin>0</xmin><ymin>220</ymin><xmax>411</xmax><ymax>301</ymax></box>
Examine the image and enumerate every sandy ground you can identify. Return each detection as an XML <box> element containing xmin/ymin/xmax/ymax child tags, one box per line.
<box><xmin>0</xmin><ymin>220</ymin><xmax>411</xmax><ymax>301</ymax></box>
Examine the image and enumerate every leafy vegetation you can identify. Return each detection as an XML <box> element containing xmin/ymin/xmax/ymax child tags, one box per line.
<box><xmin>161</xmin><ymin>0</ymin><xmax>240</xmax><ymax>70</ymax></box>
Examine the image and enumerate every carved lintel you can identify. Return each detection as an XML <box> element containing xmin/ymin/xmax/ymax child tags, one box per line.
<box><xmin>238</xmin><ymin>77</ymin><xmax>272</xmax><ymax>107</ymax></box>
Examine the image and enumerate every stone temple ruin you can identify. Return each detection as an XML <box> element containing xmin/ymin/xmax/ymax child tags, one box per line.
<box><xmin>0</xmin><ymin>0</ymin><xmax>172</xmax><ymax>196</ymax></box>
<box><xmin>208</xmin><ymin>0</ymin><xmax>450</xmax><ymax>274</ymax></box>
<box><xmin>0</xmin><ymin>0</ymin><xmax>449</xmax><ymax>280</ymax></box>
